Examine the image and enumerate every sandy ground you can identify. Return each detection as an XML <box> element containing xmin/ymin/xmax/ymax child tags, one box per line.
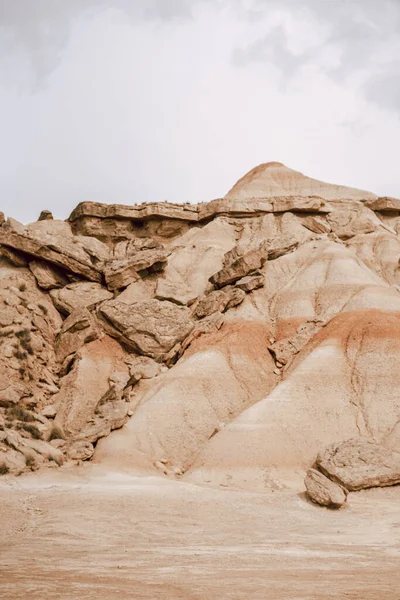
<box><xmin>0</xmin><ymin>466</ymin><xmax>399</xmax><ymax>600</ymax></box>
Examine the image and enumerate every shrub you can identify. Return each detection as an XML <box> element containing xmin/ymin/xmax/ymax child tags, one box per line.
<box><xmin>17</xmin><ymin>422</ymin><xmax>41</xmax><ymax>439</ymax></box>
<box><xmin>18</xmin><ymin>283</ymin><xmax>27</xmax><ymax>292</ymax></box>
<box><xmin>7</xmin><ymin>406</ymin><xmax>35</xmax><ymax>422</ymax></box>
<box><xmin>38</xmin><ymin>303</ymin><xmax>48</xmax><ymax>315</ymax></box>
<box><xmin>0</xmin><ymin>464</ymin><xmax>9</xmax><ymax>475</ymax></box>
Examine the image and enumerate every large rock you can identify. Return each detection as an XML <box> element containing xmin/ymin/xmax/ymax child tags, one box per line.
<box><xmin>194</xmin><ymin>287</ymin><xmax>245</xmax><ymax>318</ymax></box>
<box><xmin>0</xmin><ymin>219</ymin><xmax>109</xmax><ymax>282</ymax></box>
<box><xmin>316</xmin><ymin>438</ymin><xmax>400</xmax><ymax>491</ymax></box>
<box><xmin>365</xmin><ymin>197</ymin><xmax>400</xmax><ymax>212</ymax></box>
<box><xmin>304</xmin><ymin>468</ymin><xmax>348</xmax><ymax>508</ymax></box>
<box><xmin>210</xmin><ymin>237</ymin><xmax>298</xmax><ymax>288</ymax></box>
<box><xmin>50</xmin><ymin>281</ymin><xmax>113</xmax><ymax>315</ymax></box>
<box><xmin>104</xmin><ymin>247</ymin><xmax>170</xmax><ymax>291</ymax></box>
<box><xmin>98</xmin><ymin>299</ymin><xmax>194</xmax><ymax>360</ymax></box>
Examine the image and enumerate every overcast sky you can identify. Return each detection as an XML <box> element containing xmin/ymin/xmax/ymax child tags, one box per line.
<box><xmin>0</xmin><ymin>0</ymin><xmax>399</xmax><ymax>222</ymax></box>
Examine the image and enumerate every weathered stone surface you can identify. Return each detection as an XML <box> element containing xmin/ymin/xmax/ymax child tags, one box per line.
<box><xmin>29</xmin><ymin>260</ymin><xmax>69</xmax><ymax>290</ymax></box>
<box><xmin>272</xmin><ymin>196</ymin><xmax>329</xmax><ymax>213</ymax></box>
<box><xmin>52</xmin><ymin>336</ymin><xmax>131</xmax><ymax>440</ymax></box>
<box><xmin>235</xmin><ymin>274</ymin><xmax>264</xmax><ymax>292</ymax></box>
<box><xmin>194</xmin><ymin>287</ymin><xmax>245</xmax><ymax>318</ymax></box>
<box><xmin>211</xmin><ymin>237</ymin><xmax>297</xmax><ymax>288</ymax></box>
<box><xmin>304</xmin><ymin>468</ymin><xmax>348</xmax><ymax>508</ymax></box>
<box><xmin>317</xmin><ymin>438</ymin><xmax>400</xmax><ymax>491</ymax></box>
<box><xmin>0</xmin><ymin>259</ymin><xmax>62</xmax><ymax>419</ymax></box>
<box><xmin>104</xmin><ymin>247</ymin><xmax>170</xmax><ymax>291</ymax></box>
<box><xmin>327</xmin><ymin>203</ymin><xmax>384</xmax><ymax>240</ymax></box>
<box><xmin>155</xmin><ymin>219</ymin><xmax>236</xmax><ymax>306</ymax></box>
<box><xmin>0</xmin><ymin>219</ymin><xmax>109</xmax><ymax>281</ymax></box>
<box><xmin>301</xmin><ymin>215</ymin><xmax>332</xmax><ymax>234</ymax></box>
<box><xmin>0</xmin><ymin>246</ymin><xmax>29</xmax><ymax>267</ymax></box>
<box><xmin>99</xmin><ymin>299</ymin><xmax>194</xmax><ymax>360</ymax></box>
<box><xmin>155</xmin><ymin>279</ymin><xmax>199</xmax><ymax>306</ymax></box>
<box><xmin>365</xmin><ymin>197</ymin><xmax>400</xmax><ymax>212</ymax></box>
<box><xmin>54</xmin><ymin>307</ymin><xmax>101</xmax><ymax>363</ymax></box>
<box><xmin>268</xmin><ymin>321</ymin><xmax>323</xmax><ymax>366</ymax></box>
<box><xmin>67</xmin><ymin>440</ymin><xmax>94</xmax><ymax>461</ymax></box>
<box><xmin>50</xmin><ymin>281</ymin><xmax>113</xmax><ymax>315</ymax></box>
<box><xmin>210</xmin><ymin>245</ymin><xmax>267</xmax><ymax>287</ymax></box>
<box><xmin>128</xmin><ymin>356</ymin><xmax>168</xmax><ymax>383</ymax></box>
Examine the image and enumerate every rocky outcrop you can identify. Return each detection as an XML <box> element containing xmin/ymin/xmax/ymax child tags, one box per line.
<box><xmin>304</xmin><ymin>468</ymin><xmax>348</xmax><ymax>508</ymax></box>
<box><xmin>0</xmin><ymin>219</ymin><xmax>109</xmax><ymax>282</ymax></box>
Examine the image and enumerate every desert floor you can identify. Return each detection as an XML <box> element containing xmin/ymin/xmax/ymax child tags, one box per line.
<box><xmin>0</xmin><ymin>466</ymin><xmax>399</xmax><ymax>600</ymax></box>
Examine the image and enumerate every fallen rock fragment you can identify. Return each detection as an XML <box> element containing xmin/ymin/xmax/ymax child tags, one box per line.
<box><xmin>317</xmin><ymin>438</ymin><xmax>400</xmax><ymax>491</ymax></box>
<box><xmin>235</xmin><ymin>273</ymin><xmax>264</xmax><ymax>292</ymax></box>
<box><xmin>304</xmin><ymin>468</ymin><xmax>348</xmax><ymax>508</ymax></box>
<box><xmin>67</xmin><ymin>440</ymin><xmax>94</xmax><ymax>461</ymax></box>
<box><xmin>194</xmin><ymin>287</ymin><xmax>245</xmax><ymax>318</ymax></box>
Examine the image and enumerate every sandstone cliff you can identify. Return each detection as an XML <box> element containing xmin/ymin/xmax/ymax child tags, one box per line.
<box><xmin>1</xmin><ymin>162</ymin><xmax>400</xmax><ymax>491</ymax></box>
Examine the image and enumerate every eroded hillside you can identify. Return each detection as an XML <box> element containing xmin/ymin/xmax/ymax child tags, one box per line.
<box><xmin>1</xmin><ymin>162</ymin><xmax>400</xmax><ymax>493</ymax></box>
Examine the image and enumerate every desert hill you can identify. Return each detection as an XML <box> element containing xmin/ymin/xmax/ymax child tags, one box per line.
<box><xmin>1</xmin><ymin>162</ymin><xmax>400</xmax><ymax>499</ymax></box>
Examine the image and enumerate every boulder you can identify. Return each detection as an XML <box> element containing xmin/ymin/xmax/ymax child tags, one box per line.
<box><xmin>210</xmin><ymin>245</ymin><xmax>267</xmax><ymax>287</ymax></box>
<box><xmin>211</xmin><ymin>237</ymin><xmax>298</xmax><ymax>288</ymax></box>
<box><xmin>128</xmin><ymin>356</ymin><xmax>168</xmax><ymax>383</ymax></box>
<box><xmin>317</xmin><ymin>438</ymin><xmax>400</xmax><ymax>491</ymax></box>
<box><xmin>304</xmin><ymin>468</ymin><xmax>348</xmax><ymax>508</ymax></box>
<box><xmin>29</xmin><ymin>260</ymin><xmax>69</xmax><ymax>290</ymax></box>
<box><xmin>98</xmin><ymin>299</ymin><xmax>194</xmax><ymax>360</ymax></box>
<box><xmin>50</xmin><ymin>281</ymin><xmax>113</xmax><ymax>315</ymax></box>
<box><xmin>194</xmin><ymin>287</ymin><xmax>245</xmax><ymax>319</ymax></box>
<box><xmin>67</xmin><ymin>440</ymin><xmax>94</xmax><ymax>461</ymax></box>
<box><xmin>104</xmin><ymin>247</ymin><xmax>170</xmax><ymax>291</ymax></box>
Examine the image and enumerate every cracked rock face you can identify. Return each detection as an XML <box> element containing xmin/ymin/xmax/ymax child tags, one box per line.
<box><xmin>1</xmin><ymin>161</ymin><xmax>400</xmax><ymax>491</ymax></box>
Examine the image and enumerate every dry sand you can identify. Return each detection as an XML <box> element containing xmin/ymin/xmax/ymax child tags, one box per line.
<box><xmin>1</xmin><ymin>465</ymin><xmax>399</xmax><ymax>599</ymax></box>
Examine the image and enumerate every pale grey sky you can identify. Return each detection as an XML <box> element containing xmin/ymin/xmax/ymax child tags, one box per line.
<box><xmin>0</xmin><ymin>0</ymin><xmax>399</xmax><ymax>222</ymax></box>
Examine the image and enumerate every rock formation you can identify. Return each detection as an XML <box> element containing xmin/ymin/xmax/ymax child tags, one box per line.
<box><xmin>1</xmin><ymin>161</ymin><xmax>400</xmax><ymax>493</ymax></box>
